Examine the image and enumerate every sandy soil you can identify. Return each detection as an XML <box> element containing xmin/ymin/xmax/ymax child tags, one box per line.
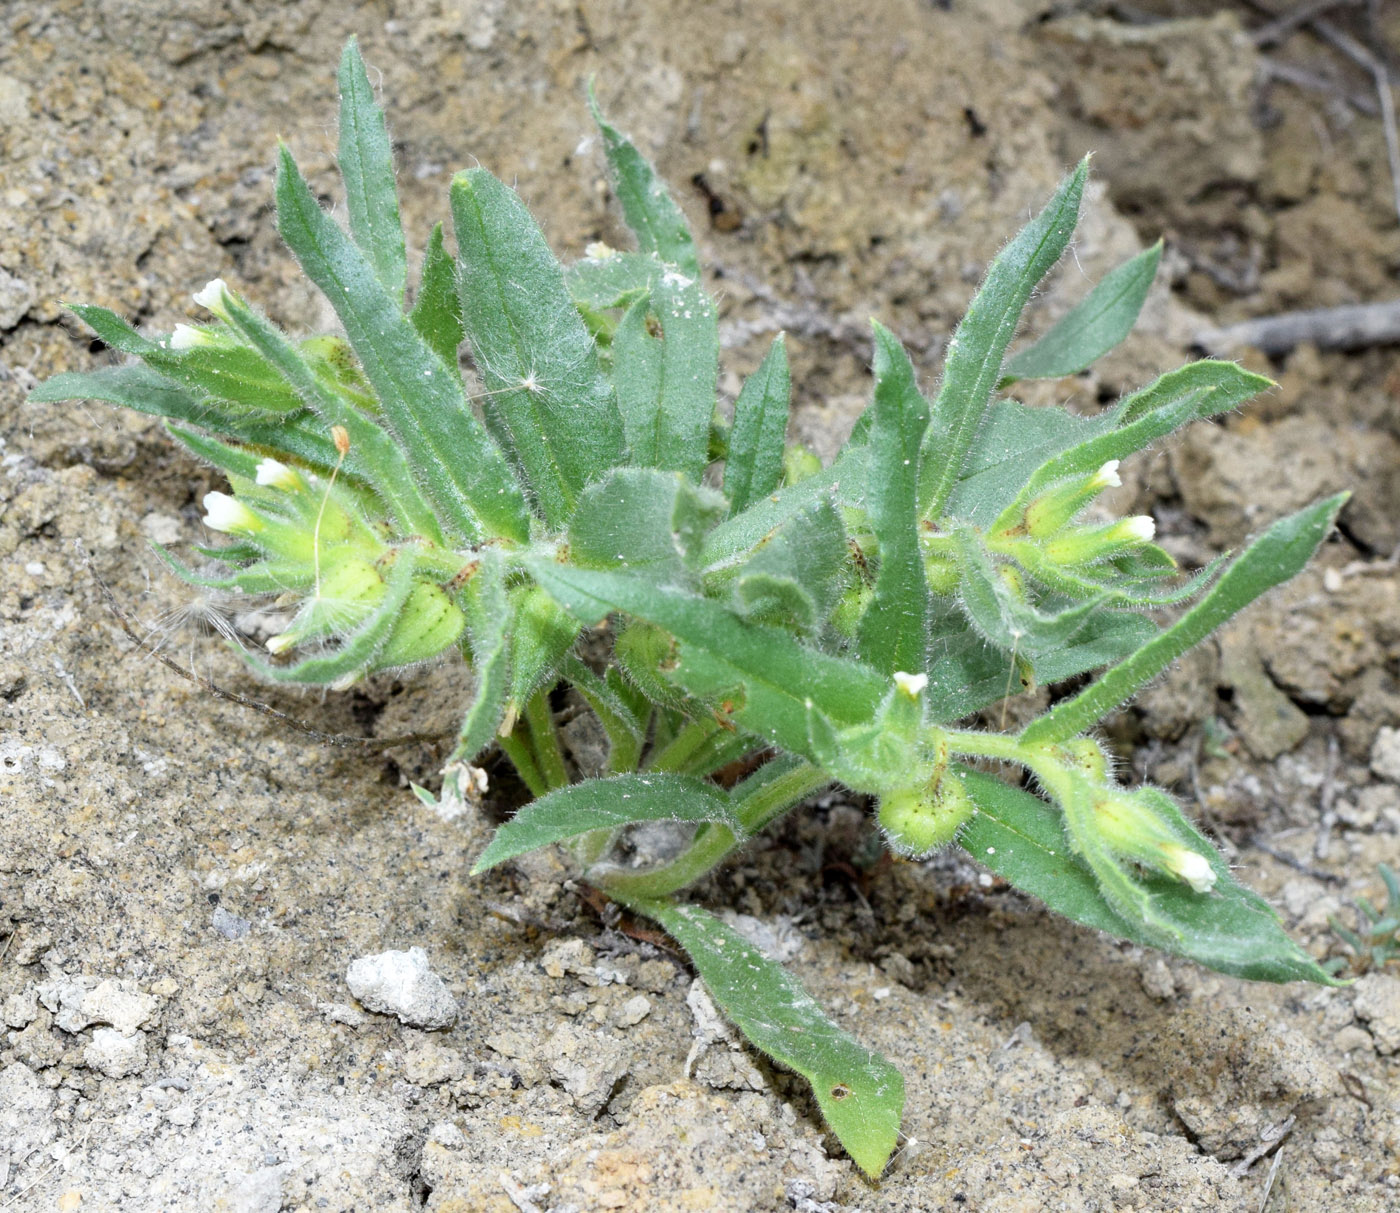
<box><xmin>2</xmin><ymin>1</ymin><xmax>1398</xmax><ymax>1210</ymax></box>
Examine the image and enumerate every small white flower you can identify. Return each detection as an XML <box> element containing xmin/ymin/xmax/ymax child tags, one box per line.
<box><xmin>1091</xmin><ymin>460</ymin><xmax>1122</xmax><ymax>490</ymax></box>
<box><xmin>169</xmin><ymin>323</ymin><xmax>212</xmax><ymax>350</ymax></box>
<box><xmin>192</xmin><ymin>278</ymin><xmax>230</xmax><ymax>317</ymax></box>
<box><xmin>583</xmin><ymin>241</ymin><xmax>617</xmax><ymax>260</ymax></box>
<box><xmin>1166</xmin><ymin>847</ymin><xmax>1216</xmax><ymax>894</ymax></box>
<box><xmin>1119</xmin><ymin>515</ymin><xmax>1156</xmax><ymax>542</ymax></box>
<box><xmin>201</xmin><ymin>491</ymin><xmax>262</xmax><ymax>535</ymax></box>
<box><xmin>255</xmin><ymin>458</ymin><xmax>301</xmax><ymax>491</ymax></box>
<box><xmin>893</xmin><ymin>671</ymin><xmax>929</xmax><ymax>698</ymax></box>
<box><xmin>265</xmin><ymin>632</ymin><xmax>298</xmax><ymax>655</ymax></box>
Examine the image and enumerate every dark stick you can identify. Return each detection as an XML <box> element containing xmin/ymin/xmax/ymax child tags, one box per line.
<box><xmin>1194</xmin><ymin>298</ymin><xmax>1400</xmax><ymax>355</ymax></box>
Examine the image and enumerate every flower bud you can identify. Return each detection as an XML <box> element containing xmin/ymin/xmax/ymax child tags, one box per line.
<box><xmin>192</xmin><ymin>278</ymin><xmax>232</xmax><ymax>319</ymax></box>
<box><xmin>1022</xmin><ymin>461</ymin><xmax>1121</xmax><ymax>538</ymax></box>
<box><xmin>1042</xmin><ymin>515</ymin><xmax>1155</xmax><ymax>567</ymax></box>
<box><xmin>924</xmin><ymin>552</ymin><xmax>958</xmax><ymax>596</ymax></box>
<box><xmin>893</xmin><ymin>671</ymin><xmax>928</xmax><ymax>699</ymax></box>
<box><xmin>878</xmin><ymin>769</ymin><xmax>973</xmax><ymax>858</ymax></box>
<box><xmin>170</xmin><ymin>323</ymin><xmax>218</xmax><ymax>350</ymax></box>
<box><xmin>202</xmin><ymin>491</ymin><xmax>263</xmax><ymax>536</ymax></box>
<box><xmin>268</xmin><ymin>556</ymin><xmax>386</xmax><ymax>653</ymax></box>
<box><xmin>255</xmin><ymin>458</ymin><xmax>304</xmax><ymax>492</ymax></box>
<box><xmin>1093</xmin><ymin>786</ymin><xmax>1217</xmax><ymax>894</ymax></box>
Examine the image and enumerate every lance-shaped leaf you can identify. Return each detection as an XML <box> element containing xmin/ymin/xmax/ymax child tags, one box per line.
<box><xmin>473</xmin><ymin>773</ymin><xmax>741</xmax><ymax>873</ymax></box>
<box><xmin>62</xmin><ymin>304</ymin><xmax>304</xmax><ymax>414</ymax></box>
<box><xmin>526</xmin><ymin>559</ymin><xmax>887</xmax><ymax>757</ymax></box>
<box><xmin>276</xmin><ymin>145</ymin><xmax>530</xmax><ymax>543</ymax></box>
<box><xmin>337</xmin><ymin>37</ymin><xmax>407</xmax><ymax>303</ymax></box>
<box><xmin>1022</xmin><ymin>493</ymin><xmax>1348</xmax><ymax>746</ymax></box>
<box><xmin>952</xmin><ymin>528</ymin><xmax>1107</xmax><ymax>659</ymax></box>
<box><xmin>588</xmin><ymin>87</ymin><xmax>700</xmax><ymax>277</ymax></box>
<box><xmin>920</xmin><ymin>158</ymin><xmax>1088</xmax><ymax>520</ymax></box>
<box><xmin>507</xmin><ymin>584</ymin><xmax>581</xmax><ymax>711</ymax></box>
<box><xmin>217</xmin><ymin>290</ymin><xmax>446</xmax><ymax>542</ymax></box>
<box><xmin>857</xmin><ymin>323</ymin><xmax>931</xmax><ymax>673</ymax></box>
<box><xmin>566</xmin><ymin>250</ymin><xmax>662</xmax><ymax>311</ymax></box>
<box><xmin>569</xmin><ymin>468</ymin><xmax>725</xmax><ymax>585</ymax></box>
<box><xmin>1000</xmin><ymin>241</ymin><xmax>1161</xmax><ymax>385</ymax></box>
<box><xmin>949</xmin><ymin>361</ymin><xmax>1271</xmax><ymax>528</ymax></box>
<box><xmin>622</xmin><ymin>897</ymin><xmax>904</xmax><ymax>1177</ymax></box>
<box><xmin>726</xmin><ymin>497</ymin><xmax>847</xmax><ymax>636</ymax></box>
<box><xmin>702</xmin><ymin>444</ymin><xmax>868</xmax><ymax>574</ymax></box>
<box><xmin>956</xmin><ymin>770</ymin><xmax>1339</xmax><ymax>984</ymax></box>
<box><xmin>451</xmin><ymin>548</ymin><xmax>511</xmax><ymax>764</ymax></box>
<box><xmin>451</xmin><ymin>168</ymin><xmax>625</xmax><ymax>525</ymax></box>
<box><xmin>409</xmin><ymin>223</ymin><xmax>464</xmax><ymax>370</ymax></box>
<box><xmin>922</xmin><ymin>603</ymin><xmax>1156</xmax><ymax>725</ymax></box>
<box><xmin>723</xmin><ymin>335</ymin><xmax>791</xmax><ymax>516</ymax></box>
<box><xmin>612</xmin><ymin>272</ymin><xmax>718</xmax><ymax>481</ymax></box>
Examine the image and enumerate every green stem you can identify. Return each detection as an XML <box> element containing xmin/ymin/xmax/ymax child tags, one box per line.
<box><xmin>524</xmin><ymin>689</ymin><xmax>570</xmax><ymax>792</ymax></box>
<box><xmin>499</xmin><ymin>728</ymin><xmax>548</xmax><ymax>798</ymax></box>
<box><xmin>645</xmin><ymin>715</ymin><xmax>721</xmax><ymax>774</ymax></box>
<box><xmin>598</xmin><ymin>757</ymin><xmax>828</xmax><ymax>900</ymax></box>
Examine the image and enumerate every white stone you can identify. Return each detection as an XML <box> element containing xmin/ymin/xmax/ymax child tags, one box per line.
<box><xmin>346</xmin><ymin>947</ymin><xmax>457</xmax><ymax>1030</ymax></box>
<box><xmin>1370</xmin><ymin>727</ymin><xmax>1400</xmax><ymax>783</ymax></box>
<box><xmin>85</xmin><ymin>1027</ymin><xmax>148</xmax><ymax>1078</ymax></box>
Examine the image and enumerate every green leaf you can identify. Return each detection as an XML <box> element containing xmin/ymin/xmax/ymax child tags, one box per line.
<box><xmin>450</xmin><ymin>168</ymin><xmax>625</xmax><ymax>526</ymax></box>
<box><xmin>950</xmin><ymin>361</ymin><xmax>1270</xmax><ymax>528</ymax></box>
<box><xmin>588</xmin><ymin>87</ymin><xmax>700</xmax><ymax>277</ymax></box>
<box><xmin>856</xmin><ymin>323</ymin><xmax>931</xmax><ymax>673</ymax></box>
<box><xmin>1000</xmin><ymin>241</ymin><xmax>1161</xmax><ymax>385</ymax></box>
<box><xmin>952</xmin><ymin>528</ymin><xmax>1107</xmax><ymax>659</ymax></box>
<box><xmin>568</xmin><ymin>468</ymin><xmax>726</xmax><ymax>585</ymax></box>
<box><xmin>526</xmin><ymin>559</ymin><xmax>887</xmax><ymax>757</ymax></box>
<box><xmin>507</xmin><ymin>585</ymin><xmax>581</xmax><ymax>710</ymax></box>
<box><xmin>63</xmin><ymin>305</ymin><xmax>303</xmax><ymax>413</ymax></box>
<box><xmin>562</xmin><ymin>654</ymin><xmax>648</xmax><ymax>773</ymax></box>
<box><xmin>337</xmin><ymin>37</ymin><xmax>407</xmax><ymax>304</ymax></box>
<box><xmin>727</xmin><ymin>497</ymin><xmax>847</xmax><ymax>636</ymax></box>
<box><xmin>1022</xmin><ymin>494</ymin><xmax>1348</xmax><ymax>746</ymax></box>
<box><xmin>566</xmin><ymin>250</ymin><xmax>662</xmax><ymax>311</ymax></box>
<box><xmin>624</xmin><ymin>897</ymin><xmax>904</xmax><ymax>1177</ymax></box>
<box><xmin>611</xmin><ymin>273</ymin><xmax>718</xmax><ymax>481</ymax></box>
<box><xmin>216</xmin><ymin>291</ymin><xmax>446</xmax><ymax>543</ymax></box>
<box><xmin>920</xmin><ymin>158</ymin><xmax>1089</xmax><ymax>520</ymax></box>
<box><xmin>452</xmin><ymin>548</ymin><xmax>511</xmax><ymax>764</ymax></box>
<box><xmin>472</xmin><ymin>773</ymin><xmax>741</xmax><ymax>873</ymax></box>
<box><xmin>956</xmin><ymin>770</ymin><xmax>1341</xmax><ymax>984</ymax></box>
<box><xmin>275</xmin><ymin>145</ymin><xmax>530</xmax><ymax>543</ymax></box>
<box><xmin>409</xmin><ymin>223</ymin><xmax>464</xmax><ymax>370</ymax></box>
<box><xmin>723</xmin><ymin>335</ymin><xmax>791</xmax><ymax>516</ymax></box>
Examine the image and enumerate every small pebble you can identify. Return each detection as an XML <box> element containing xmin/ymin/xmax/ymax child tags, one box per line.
<box><xmin>346</xmin><ymin>946</ymin><xmax>457</xmax><ymax>1030</ymax></box>
<box><xmin>211</xmin><ymin>905</ymin><xmax>252</xmax><ymax>941</ymax></box>
<box><xmin>84</xmin><ymin>1027</ymin><xmax>148</xmax><ymax>1078</ymax></box>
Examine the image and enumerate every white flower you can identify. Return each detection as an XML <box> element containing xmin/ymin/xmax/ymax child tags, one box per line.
<box><xmin>1118</xmin><ymin>515</ymin><xmax>1156</xmax><ymax>543</ymax></box>
<box><xmin>1091</xmin><ymin>460</ymin><xmax>1122</xmax><ymax>490</ymax></box>
<box><xmin>192</xmin><ymin>278</ymin><xmax>230</xmax><ymax>317</ymax></box>
<box><xmin>201</xmin><ymin>491</ymin><xmax>262</xmax><ymax>535</ymax></box>
<box><xmin>893</xmin><ymin>671</ymin><xmax>929</xmax><ymax>698</ymax></box>
<box><xmin>254</xmin><ymin>458</ymin><xmax>301</xmax><ymax>491</ymax></box>
<box><xmin>169</xmin><ymin>323</ymin><xmax>212</xmax><ymax>350</ymax></box>
<box><xmin>265</xmin><ymin>632</ymin><xmax>298</xmax><ymax>654</ymax></box>
<box><xmin>1166</xmin><ymin>847</ymin><xmax>1217</xmax><ymax>894</ymax></box>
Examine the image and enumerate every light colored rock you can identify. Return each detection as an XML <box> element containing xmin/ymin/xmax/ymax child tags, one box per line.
<box><xmin>1371</xmin><ymin>727</ymin><xmax>1400</xmax><ymax>783</ymax></box>
<box><xmin>2</xmin><ymin>987</ymin><xmax>39</xmax><ymax>1028</ymax></box>
<box><xmin>0</xmin><ymin>265</ymin><xmax>33</xmax><ymax>330</ymax></box>
<box><xmin>226</xmin><ymin>1167</ymin><xmax>284</xmax><ymax>1213</ymax></box>
<box><xmin>37</xmin><ymin>975</ymin><xmax>158</xmax><ymax>1035</ymax></box>
<box><xmin>84</xmin><ymin>1026</ymin><xmax>149</xmax><ymax>1078</ymax></box>
<box><xmin>543</xmin><ymin>1023</ymin><xmax>630</xmax><ymax>1116</ymax></box>
<box><xmin>615</xmin><ymin>994</ymin><xmax>652</xmax><ymax>1027</ymax></box>
<box><xmin>0</xmin><ymin>1062</ymin><xmax>57</xmax><ymax>1164</ymax></box>
<box><xmin>1353</xmin><ymin>974</ymin><xmax>1400</xmax><ymax>1055</ymax></box>
<box><xmin>345</xmin><ymin>946</ymin><xmax>457</xmax><ymax>1030</ymax></box>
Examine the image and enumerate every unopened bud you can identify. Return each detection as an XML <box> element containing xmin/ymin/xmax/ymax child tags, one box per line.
<box><xmin>192</xmin><ymin>278</ymin><xmax>231</xmax><ymax>319</ymax></box>
<box><xmin>331</xmin><ymin>425</ymin><xmax>351</xmax><ymax>457</ymax></box>
<box><xmin>201</xmin><ymin>491</ymin><xmax>263</xmax><ymax>536</ymax></box>
<box><xmin>1093</xmin><ymin>786</ymin><xmax>1218</xmax><ymax>895</ymax></box>
<box><xmin>255</xmin><ymin>458</ymin><xmax>303</xmax><ymax>492</ymax></box>
<box><xmin>375</xmin><ymin>582</ymin><xmax>467</xmax><ymax>669</ymax></box>
<box><xmin>893</xmin><ymin>671</ymin><xmax>928</xmax><ymax>699</ymax></box>
<box><xmin>170</xmin><ymin>323</ymin><xmax>217</xmax><ymax>350</ymax></box>
<box><xmin>1043</xmin><ymin>515</ymin><xmax>1156</xmax><ymax>567</ymax></box>
<box><xmin>1023</xmin><ymin>461</ymin><xmax>1123</xmax><ymax>538</ymax></box>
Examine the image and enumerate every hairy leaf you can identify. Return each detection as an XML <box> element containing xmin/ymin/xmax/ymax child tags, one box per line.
<box><xmin>724</xmin><ymin>335</ymin><xmax>792</xmax><ymax>516</ymax></box>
